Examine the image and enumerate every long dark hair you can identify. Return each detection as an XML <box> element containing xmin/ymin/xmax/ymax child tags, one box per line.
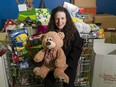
<box><xmin>46</xmin><ymin>6</ymin><xmax>77</xmax><ymax>48</ymax></box>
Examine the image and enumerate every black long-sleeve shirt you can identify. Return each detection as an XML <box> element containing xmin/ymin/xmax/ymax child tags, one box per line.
<box><xmin>63</xmin><ymin>31</ymin><xmax>83</xmax><ymax>69</ymax></box>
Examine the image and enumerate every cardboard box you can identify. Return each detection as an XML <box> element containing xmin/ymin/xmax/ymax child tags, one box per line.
<box><xmin>83</xmin><ymin>7</ymin><xmax>96</xmax><ymax>16</ymax></box>
<box><xmin>0</xmin><ymin>32</ymin><xmax>7</xmax><ymax>41</ymax></box>
<box><xmin>83</xmin><ymin>14</ymin><xmax>94</xmax><ymax>23</ymax></box>
<box><xmin>94</xmin><ymin>14</ymin><xmax>116</xmax><ymax>23</ymax></box>
<box><xmin>104</xmin><ymin>29</ymin><xmax>116</xmax><ymax>44</ymax></box>
<box><xmin>92</xmin><ymin>42</ymin><xmax>116</xmax><ymax>87</ymax></box>
<box><xmin>94</xmin><ymin>14</ymin><xmax>116</xmax><ymax>28</ymax></box>
<box><xmin>73</xmin><ymin>0</ymin><xmax>96</xmax><ymax>16</ymax></box>
<box><xmin>73</xmin><ymin>0</ymin><xmax>96</xmax><ymax>8</ymax></box>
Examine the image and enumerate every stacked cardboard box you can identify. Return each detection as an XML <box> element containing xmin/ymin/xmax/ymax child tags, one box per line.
<box><xmin>83</xmin><ymin>14</ymin><xmax>94</xmax><ymax>23</ymax></box>
<box><xmin>93</xmin><ymin>14</ymin><xmax>116</xmax><ymax>44</ymax></box>
<box><xmin>104</xmin><ymin>29</ymin><xmax>116</xmax><ymax>44</ymax></box>
<box><xmin>93</xmin><ymin>14</ymin><xmax>116</xmax><ymax>29</ymax></box>
<box><xmin>73</xmin><ymin>0</ymin><xmax>96</xmax><ymax>16</ymax></box>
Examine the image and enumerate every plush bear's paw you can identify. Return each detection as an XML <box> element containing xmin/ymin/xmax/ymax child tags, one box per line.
<box><xmin>54</xmin><ymin>68</ymin><xmax>69</xmax><ymax>83</ymax></box>
<box><xmin>55</xmin><ymin>73</ymin><xmax>69</xmax><ymax>83</ymax></box>
<box><xmin>33</xmin><ymin>66</ymin><xmax>50</xmax><ymax>79</ymax></box>
<box><xmin>56</xmin><ymin>78</ymin><xmax>64</xmax><ymax>87</ymax></box>
<box><xmin>62</xmin><ymin>74</ymin><xmax>69</xmax><ymax>83</ymax></box>
<box><xmin>33</xmin><ymin>67</ymin><xmax>40</xmax><ymax>74</ymax></box>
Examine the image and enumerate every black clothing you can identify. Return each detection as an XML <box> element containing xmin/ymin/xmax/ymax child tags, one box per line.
<box><xmin>44</xmin><ymin>31</ymin><xmax>83</xmax><ymax>87</ymax></box>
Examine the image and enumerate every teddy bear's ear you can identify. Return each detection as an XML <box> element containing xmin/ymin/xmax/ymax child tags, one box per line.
<box><xmin>58</xmin><ymin>32</ymin><xmax>65</xmax><ymax>39</ymax></box>
<box><xmin>38</xmin><ymin>34</ymin><xmax>46</xmax><ymax>41</ymax></box>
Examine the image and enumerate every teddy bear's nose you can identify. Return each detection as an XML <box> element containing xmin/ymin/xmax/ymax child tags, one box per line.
<box><xmin>46</xmin><ymin>42</ymin><xmax>51</xmax><ymax>45</ymax></box>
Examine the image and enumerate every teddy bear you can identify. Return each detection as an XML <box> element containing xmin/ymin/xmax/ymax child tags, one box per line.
<box><xmin>33</xmin><ymin>31</ymin><xmax>69</xmax><ymax>83</ymax></box>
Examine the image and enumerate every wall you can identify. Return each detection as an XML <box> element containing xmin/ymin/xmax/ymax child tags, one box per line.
<box><xmin>0</xmin><ymin>0</ymin><xmax>70</xmax><ymax>29</ymax></box>
<box><xmin>0</xmin><ymin>0</ymin><xmax>116</xmax><ymax>29</ymax></box>
<box><xmin>97</xmin><ymin>0</ymin><xmax>116</xmax><ymax>15</ymax></box>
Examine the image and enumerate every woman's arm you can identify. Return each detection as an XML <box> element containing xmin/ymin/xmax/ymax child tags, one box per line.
<box><xmin>66</xmin><ymin>31</ymin><xmax>83</xmax><ymax>68</ymax></box>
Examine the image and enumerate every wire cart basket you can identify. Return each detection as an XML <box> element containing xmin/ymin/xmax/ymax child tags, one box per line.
<box><xmin>75</xmin><ymin>34</ymin><xmax>94</xmax><ymax>87</ymax></box>
<box><xmin>3</xmin><ymin>35</ymin><xmax>44</xmax><ymax>87</ymax></box>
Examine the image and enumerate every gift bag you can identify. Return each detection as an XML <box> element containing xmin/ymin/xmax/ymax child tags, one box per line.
<box><xmin>36</xmin><ymin>0</ymin><xmax>50</xmax><ymax>25</ymax></box>
<box><xmin>36</xmin><ymin>0</ymin><xmax>50</xmax><ymax>33</ymax></box>
<box><xmin>16</xmin><ymin>0</ymin><xmax>36</xmax><ymax>22</ymax></box>
<box><xmin>18</xmin><ymin>8</ymin><xmax>36</xmax><ymax>22</ymax></box>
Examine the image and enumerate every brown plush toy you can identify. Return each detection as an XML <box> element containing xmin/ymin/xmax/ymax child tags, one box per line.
<box><xmin>33</xmin><ymin>31</ymin><xmax>69</xmax><ymax>83</ymax></box>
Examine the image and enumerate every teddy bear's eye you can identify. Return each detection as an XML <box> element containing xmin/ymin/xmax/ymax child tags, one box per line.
<box><xmin>49</xmin><ymin>38</ymin><xmax>52</xmax><ymax>41</ymax></box>
<box><xmin>47</xmin><ymin>39</ymin><xmax>49</xmax><ymax>41</ymax></box>
<box><xmin>46</xmin><ymin>37</ymin><xmax>53</xmax><ymax>41</ymax></box>
<box><xmin>47</xmin><ymin>38</ymin><xmax>52</xmax><ymax>41</ymax></box>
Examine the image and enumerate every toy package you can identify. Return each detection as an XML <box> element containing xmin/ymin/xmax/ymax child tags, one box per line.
<box><xmin>63</xmin><ymin>2</ymin><xmax>85</xmax><ymax>19</ymax></box>
<box><xmin>8</xmin><ymin>28</ymin><xmax>29</xmax><ymax>56</ymax></box>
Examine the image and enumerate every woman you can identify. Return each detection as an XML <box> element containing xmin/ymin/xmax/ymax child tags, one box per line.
<box><xmin>44</xmin><ymin>6</ymin><xmax>83</xmax><ymax>87</ymax></box>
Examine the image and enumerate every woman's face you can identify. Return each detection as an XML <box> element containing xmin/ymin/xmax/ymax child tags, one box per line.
<box><xmin>54</xmin><ymin>11</ymin><xmax>67</xmax><ymax>30</ymax></box>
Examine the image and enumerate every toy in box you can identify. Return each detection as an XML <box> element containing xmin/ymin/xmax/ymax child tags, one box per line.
<box><xmin>8</xmin><ymin>28</ymin><xmax>29</xmax><ymax>56</ymax></box>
